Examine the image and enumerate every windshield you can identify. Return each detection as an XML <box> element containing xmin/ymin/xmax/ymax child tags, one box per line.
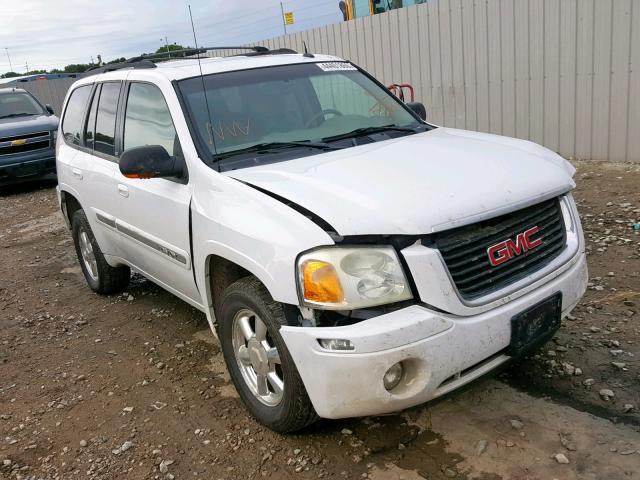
<box><xmin>178</xmin><ymin>62</ymin><xmax>422</xmax><ymax>164</ymax></box>
<box><xmin>0</xmin><ymin>92</ymin><xmax>45</xmax><ymax>118</ymax></box>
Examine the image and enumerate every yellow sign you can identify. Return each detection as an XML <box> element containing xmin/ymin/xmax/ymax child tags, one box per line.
<box><xmin>284</xmin><ymin>11</ymin><xmax>294</xmax><ymax>25</ymax></box>
<box><xmin>11</xmin><ymin>139</ymin><xmax>26</xmax><ymax>146</ymax></box>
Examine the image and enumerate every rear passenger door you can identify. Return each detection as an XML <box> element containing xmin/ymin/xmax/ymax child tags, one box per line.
<box><xmin>111</xmin><ymin>81</ymin><xmax>198</xmax><ymax>303</ymax></box>
<box><xmin>80</xmin><ymin>81</ymin><xmax>125</xmax><ymax>254</ymax></box>
<box><xmin>59</xmin><ymin>81</ymin><xmax>123</xmax><ymax>254</ymax></box>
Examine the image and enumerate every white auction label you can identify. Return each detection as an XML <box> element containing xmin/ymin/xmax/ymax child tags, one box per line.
<box><xmin>316</xmin><ymin>62</ymin><xmax>357</xmax><ymax>72</ymax></box>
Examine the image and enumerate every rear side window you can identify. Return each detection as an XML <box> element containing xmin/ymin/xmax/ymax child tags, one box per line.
<box><xmin>94</xmin><ymin>82</ymin><xmax>121</xmax><ymax>156</ymax></box>
<box><xmin>62</xmin><ymin>85</ymin><xmax>92</xmax><ymax>146</ymax></box>
<box><xmin>123</xmin><ymin>83</ymin><xmax>179</xmax><ymax>156</ymax></box>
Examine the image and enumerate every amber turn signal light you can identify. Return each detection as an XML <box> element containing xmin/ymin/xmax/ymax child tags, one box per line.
<box><xmin>123</xmin><ymin>172</ymin><xmax>156</xmax><ymax>179</ymax></box>
<box><xmin>301</xmin><ymin>260</ymin><xmax>344</xmax><ymax>304</ymax></box>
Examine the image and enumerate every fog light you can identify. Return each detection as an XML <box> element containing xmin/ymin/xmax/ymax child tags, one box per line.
<box><xmin>383</xmin><ymin>362</ymin><xmax>404</xmax><ymax>391</ymax></box>
<box><xmin>318</xmin><ymin>338</ymin><xmax>354</xmax><ymax>351</ymax></box>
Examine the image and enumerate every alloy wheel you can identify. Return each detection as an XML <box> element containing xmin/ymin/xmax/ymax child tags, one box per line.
<box><xmin>232</xmin><ymin>308</ymin><xmax>284</xmax><ymax>406</ymax></box>
<box><xmin>78</xmin><ymin>228</ymin><xmax>98</xmax><ymax>281</ymax></box>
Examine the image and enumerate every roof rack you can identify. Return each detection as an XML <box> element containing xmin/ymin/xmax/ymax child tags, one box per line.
<box><xmin>235</xmin><ymin>48</ymin><xmax>297</xmax><ymax>57</ymax></box>
<box><xmin>85</xmin><ymin>46</ymin><xmax>292</xmax><ymax>76</ymax></box>
<box><xmin>86</xmin><ymin>59</ymin><xmax>156</xmax><ymax>75</ymax></box>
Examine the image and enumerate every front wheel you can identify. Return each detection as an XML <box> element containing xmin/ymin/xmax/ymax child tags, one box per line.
<box><xmin>219</xmin><ymin>277</ymin><xmax>317</xmax><ymax>433</ymax></box>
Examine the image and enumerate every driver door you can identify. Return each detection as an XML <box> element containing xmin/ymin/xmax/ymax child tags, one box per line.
<box><xmin>110</xmin><ymin>81</ymin><xmax>199</xmax><ymax>303</ymax></box>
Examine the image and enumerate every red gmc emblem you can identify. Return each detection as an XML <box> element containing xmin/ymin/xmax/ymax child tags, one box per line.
<box><xmin>487</xmin><ymin>226</ymin><xmax>543</xmax><ymax>267</ymax></box>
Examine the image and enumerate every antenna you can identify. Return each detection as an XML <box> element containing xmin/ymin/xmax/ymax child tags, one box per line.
<box><xmin>188</xmin><ymin>5</ymin><xmax>219</xmax><ymax>164</ymax></box>
<box><xmin>302</xmin><ymin>41</ymin><xmax>314</xmax><ymax>58</ymax></box>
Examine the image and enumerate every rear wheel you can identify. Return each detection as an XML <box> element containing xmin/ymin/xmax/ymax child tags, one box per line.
<box><xmin>219</xmin><ymin>276</ymin><xmax>317</xmax><ymax>433</ymax></box>
<box><xmin>72</xmin><ymin>210</ymin><xmax>130</xmax><ymax>294</ymax></box>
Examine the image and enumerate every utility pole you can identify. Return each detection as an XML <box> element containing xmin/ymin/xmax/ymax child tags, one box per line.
<box><xmin>279</xmin><ymin>2</ymin><xmax>287</xmax><ymax>35</ymax></box>
<box><xmin>4</xmin><ymin>47</ymin><xmax>13</xmax><ymax>73</ymax></box>
<box><xmin>25</xmin><ymin>61</ymin><xmax>29</xmax><ymax>74</ymax></box>
<box><xmin>161</xmin><ymin>36</ymin><xmax>170</xmax><ymax>58</ymax></box>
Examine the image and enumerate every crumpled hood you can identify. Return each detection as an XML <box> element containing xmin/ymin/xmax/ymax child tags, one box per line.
<box><xmin>0</xmin><ymin>114</ymin><xmax>58</xmax><ymax>137</ymax></box>
<box><xmin>225</xmin><ymin>128</ymin><xmax>576</xmax><ymax>236</ymax></box>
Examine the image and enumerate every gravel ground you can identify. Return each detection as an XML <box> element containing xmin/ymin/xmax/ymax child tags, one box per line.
<box><xmin>1</xmin><ymin>162</ymin><xmax>639</xmax><ymax>480</ymax></box>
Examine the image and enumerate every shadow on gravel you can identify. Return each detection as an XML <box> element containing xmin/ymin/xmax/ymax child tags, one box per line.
<box><xmin>298</xmin><ymin>410</ymin><xmax>503</xmax><ymax>479</ymax></box>
<box><xmin>296</xmin><ymin>384</ymin><xmax>504</xmax><ymax>479</ymax></box>
<box><xmin>500</xmin><ymin>363</ymin><xmax>640</xmax><ymax>428</ymax></box>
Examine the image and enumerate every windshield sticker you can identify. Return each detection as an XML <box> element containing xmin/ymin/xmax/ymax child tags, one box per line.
<box><xmin>316</xmin><ymin>62</ymin><xmax>357</xmax><ymax>72</ymax></box>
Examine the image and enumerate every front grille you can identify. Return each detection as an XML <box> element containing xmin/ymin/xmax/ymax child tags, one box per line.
<box><xmin>0</xmin><ymin>131</ymin><xmax>51</xmax><ymax>156</ymax></box>
<box><xmin>0</xmin><ymin>131</ymin><xmax>49</xmax><ymax>143</ymax></box>
<box><xmin>426</xmin><ymin>198</ymin><xmax>566</xmax><ymax>300</ymax></box>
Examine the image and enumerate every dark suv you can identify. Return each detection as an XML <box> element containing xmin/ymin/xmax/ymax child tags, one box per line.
<box><xmin>0</xmin><ymin>88</ymin><xmax>59</xmax><ymax>186</ymax></box>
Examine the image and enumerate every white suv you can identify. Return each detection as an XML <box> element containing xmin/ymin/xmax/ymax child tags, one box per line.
<box><xmin>56</xmin><ymin>47</ymin><xmax>587</xmax><ymax>433</ymax></box>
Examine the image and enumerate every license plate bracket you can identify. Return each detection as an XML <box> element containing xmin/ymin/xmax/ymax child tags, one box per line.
<box><xmin>17</xmin><ymin>162</ymin><xmax>40</xmax><ymax>177</ymax></box>
<box><xmin>509</xmin><ymin>292</ymin><xmax>562</xmax><ymax>357</ymax></box>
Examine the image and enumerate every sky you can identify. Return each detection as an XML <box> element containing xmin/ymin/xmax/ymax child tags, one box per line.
<box><xmin>0</xmin><ymin>0</ymin><xmax>343</xmax><ymax>75</ymax></box>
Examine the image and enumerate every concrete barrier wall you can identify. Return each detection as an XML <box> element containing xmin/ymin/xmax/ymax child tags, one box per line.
<box><xmin>251</xmin><ymin>0</ymin><xmax>640</xmax><ymax>163</ymax></box>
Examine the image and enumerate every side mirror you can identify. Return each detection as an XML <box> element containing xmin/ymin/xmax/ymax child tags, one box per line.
<box><xmin>406</xmin><ymin>102</ymin><xmax>426</xmax><ymax>121</ymax></box>
<box><xmin>45</xmin><ymin>104</ymin><xmax>55</xmax><ymax>115</ymax></box>
<box><xmin>119</xmin><ymin>145</ymin><xmax>182</xmax><ymax>180</ymax></box>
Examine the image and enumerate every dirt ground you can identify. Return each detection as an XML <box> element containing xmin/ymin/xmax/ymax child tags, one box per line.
<box><xmin>1</xmin><ymin>162</ymin><xmax>639</xmax><ymax>480</ymax></box>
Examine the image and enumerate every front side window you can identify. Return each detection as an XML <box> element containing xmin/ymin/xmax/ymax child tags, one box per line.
<box><xmin>0</xmin><ymin>92</ymin><xmax>45</xmax><ymax>119</ymax></box>
<box><xmin>62</xmin><ymin>85</ymin><xmax>92</xmax><ymax>146</ymax></box>
<box><xmin>178</xmin><ymin>62</ymin><xmax>422</xmax><ymax>170</ymax></box>
<box><xmin>94</xmin><ymin>82</ymin><xmax>121</xmax><ymax>156</ymax></box>
<box><xmin>123</xmin><ymin>83</ymin><xmax>179</xmax><ymax>156</ymax></box>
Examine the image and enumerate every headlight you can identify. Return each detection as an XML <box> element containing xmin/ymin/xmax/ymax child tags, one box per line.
<box><xmin>51</xmin><ymin>130</ymin><xmax>58</xmax><ymax>142</ymax></box>
<box><xmin>297</xmin><ymin>247</ymin><xmax>412</xmax><ymax>309</ymax></box>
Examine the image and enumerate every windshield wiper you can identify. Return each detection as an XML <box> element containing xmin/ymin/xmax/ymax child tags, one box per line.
<box><xmin>322</xmin><ymin>124</ymin><xmax>420</xmax><ymax>142</ymax></box>
<box><xmin>0</xmin><ymin>112</ymin><xmax>34</xmax><ymax>119</ymax></box>
<box><xmin>214</xmin><ymin>140</ymin><xmax>341</xmax><ymax>160</ymax></box>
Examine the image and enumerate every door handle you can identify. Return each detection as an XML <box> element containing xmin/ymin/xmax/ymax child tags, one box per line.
<box><xmin>117</xmin><ymin>184</ymin><xmax>129</xmax><ymax>198</ymax></box>
<box><xmin>72</xmin><ymin>168</ymin><xmax>83</xmax><ymax>180</ymax></box>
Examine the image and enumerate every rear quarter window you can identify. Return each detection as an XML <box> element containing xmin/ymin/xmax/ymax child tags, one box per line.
<box><xmin>62</xmin><ymin>85</ymin><xmax>92</xmax><ymax>146</ymax></box>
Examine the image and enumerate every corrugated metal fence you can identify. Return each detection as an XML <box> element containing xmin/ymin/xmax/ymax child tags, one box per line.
<box><xmin>254</xmin><ymin>0</ymin><xmax>640</xmax><ymax>163</ymax></box>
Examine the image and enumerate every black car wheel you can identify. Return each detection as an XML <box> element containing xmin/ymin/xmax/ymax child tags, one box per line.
<box><xmin>219</xmin><ymin>276</ymin><xmax>318</xmax><ymax>433</ymax></box>
<box><xmin>71</xmin><ymin>210</ymin><xmax>130</xmax><ymax>294</ymax></box>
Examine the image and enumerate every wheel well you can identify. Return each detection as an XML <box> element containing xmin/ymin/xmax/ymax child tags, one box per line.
<box><xmin>207</xmin><ymin>256</ymin><xmax>302</xmax><ymax>328</ymax></box>
<box><xmin>208</xmin><ymin>255</ymin><xmax>251</xmax><ymax>320</ymax></box>
<box><xmin>61</xmin><ymin>191</ymin><xmax>82</xmax><ymax>228</ymax></box>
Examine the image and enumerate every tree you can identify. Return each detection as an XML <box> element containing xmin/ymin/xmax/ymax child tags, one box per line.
<box><xmin>62</xmin><ymin>63</ymin><xmax>92</xmax><ymax>73</ymax></box>
<box><xmin>0</xmin><ymin>71</ymin><xmax>21</xmax><ymax>79</ymax></box>
<box><xmin>156</xmin><ymin>44</ymin><xmax>186</xmax><ymax>54</ymax></box>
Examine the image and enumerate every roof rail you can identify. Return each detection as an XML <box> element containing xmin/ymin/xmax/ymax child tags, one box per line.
<box><xmin>84</xmin><ymin>46</ymin><xmax>290</xmax><ymax>77</ymax></box>
<box><xmin>235</xmin><ymin>48</ymin><xmax>297</xmax><ymax>57</ymax></box>
<box><xmin>126</xmin><ymin>45</ymin><xmax>270</xmax><ymax>63</ymax></box>
<box><xmin>86</xmin><ymin>59</ymin><xmax>156</xmax><ymax>75</ymax></box>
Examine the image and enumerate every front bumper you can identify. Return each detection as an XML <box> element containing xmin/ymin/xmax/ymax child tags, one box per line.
<box><xmin>280</xmin><ymin>250</ymin><xmax>587</xmax><ymax>419</ymax></box>
<box><xmin>0</xmin><ymin>150</ymin><xmax>56</xmax><ymax>185</ymax></box>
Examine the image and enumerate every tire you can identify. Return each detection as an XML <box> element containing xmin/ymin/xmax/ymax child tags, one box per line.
<box><xmin>71</xmin><ymin>209</ymin><xmax>130</xmax><ymax>295</ymax></box>
<box><xmin>219</xmin><ymin>276</ymin><xmax>318</xmax><ymax>433</ymax></box>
